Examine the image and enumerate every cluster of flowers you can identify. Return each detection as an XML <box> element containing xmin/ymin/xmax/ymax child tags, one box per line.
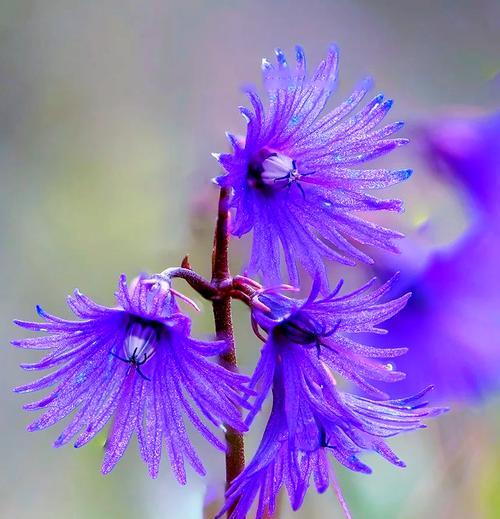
<box><xmin>13</xmin><ymin>45</ymin><xmax>446</xmax><ymax>518</ymax></box>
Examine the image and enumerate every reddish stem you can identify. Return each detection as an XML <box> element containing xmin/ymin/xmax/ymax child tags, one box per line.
<box><xmin>211</xmin><ymin>186</ymin><xmax>245</xmax><ymax>515</ymax></box>
<box><xmin>159</xmin><ymin>267</ymin><xmax>217</xmax><ymax>300</ymax></box>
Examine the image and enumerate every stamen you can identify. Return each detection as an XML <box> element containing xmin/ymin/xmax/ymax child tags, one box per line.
<box><xmin>124</xmin><ymin>325</ymin><xmax>157</xmax><ymax>363</ymax></box>
<box><xmin>248</xmin><ymin>149</ymin><xmax>312</xmax><ymax>193</ymax></box>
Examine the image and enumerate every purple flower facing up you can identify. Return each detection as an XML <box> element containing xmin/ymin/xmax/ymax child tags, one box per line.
<box><xmin>12</xmin><ymin>274</ymin><xmax>250</xmax><ymax>482</ymax></box>
<box><xmin>218</xmin><ymin>277</ymin><xmax>444</xmax><ymax>518</ymax></box>
<box><xmin>214</xmin><ymin>44</ymin><xmax>412</xmax><ymax>289</ymax></box>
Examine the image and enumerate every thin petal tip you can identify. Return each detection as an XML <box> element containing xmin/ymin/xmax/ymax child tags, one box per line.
<box><xmin>261</xmin><ymin>58</ymin><xmax>272</xmax><ymax>71</ymax></box>
<box><xmin>328</xmin><ymin>42</ymin><xmax>340</xmax><ymax>55</ymax></box>
<box><xmin>274</xmin><ymin>47</ymin><xmax>287</xmax><ymax>65</ymax></box>
<box><xmin>399</xmin><ymin>168</ymin><xmax>413</xmax><ymax>181</ymax></box>
<box><xmin>35</xmin><ymin>305</ymin><xmax>47</xmax><ymax>318</ymax></box>
<box><xmin>295</xmin><ymin>44</ymin><xmax>305</xmax><ymax>61</ymax></box>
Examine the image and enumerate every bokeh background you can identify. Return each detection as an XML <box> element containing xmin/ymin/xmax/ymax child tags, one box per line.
<box><xmin>1</xmin><ymin>1</ymin><xmax>499</xmax><ymax>518</ymax></box>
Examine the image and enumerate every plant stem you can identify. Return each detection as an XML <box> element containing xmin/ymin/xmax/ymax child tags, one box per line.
<box><xmin>159</xmin><ymin>267</ymin><xmax>217</xmax><ymax>300</ymax></box>
<box><xmin>211</xmin><ymin>186</ymin><xmax>245</xmax><ymax>516</ymax></box>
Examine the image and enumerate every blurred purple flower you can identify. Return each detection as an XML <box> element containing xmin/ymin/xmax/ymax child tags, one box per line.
<box><xmin>214</xmin><ymin>44</ymin><xmax>411</xmax><ymax>291</ymax></box>
<box><xmin>421</xmin><ymin>110</ymin><xmax>500</xmax><ymax>220</ymax></box>
<box><xmin>13</xmin><ymin>274</ymin><xmax>250</xmax><ymax>482</ymax></box>
<box><xmin>218</xmin><ymin>278</ymin><xmax>443</xmax><ymax>518</ymax></box>
<box><xmin>369</xmin><ymin>110</ymin><xmax>500</xmax><ymax>402</ymax></box>
<box><xmin>369</xmin><ymin>245</ymin><xmax>500</xmax><ymax>402</ymax></box>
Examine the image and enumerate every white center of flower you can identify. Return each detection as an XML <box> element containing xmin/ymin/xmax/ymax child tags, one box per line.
<box><xmin>124</xmin><ymin>321</ymin><xmax>157</xmax><ymax>364</ymax></box>
<box><xmin>259</xmin><ymin>152</ymin><xmax>299</xmax><ymax>188</ymax></box>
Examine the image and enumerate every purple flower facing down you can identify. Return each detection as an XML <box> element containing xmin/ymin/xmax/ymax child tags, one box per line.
<box><xmin>215</xmin><ymin>44</ymin><xmax>412</xmax><ymax>289</ymax></box>
<box><xmin>248</xmin><ymin>275</ymin><xmax>411</xmax><ymax>419</ymax></box>
<box><xmin>12</xmin><ymin>274</ymin><xmax>250</xmax><ymax>482</ymax></box>
<box><xmin>218</xmin><ymin>278</ymin><xmax>444</xmax><ymax>518</ymax></box>
<box><xmin>220</xmin><ymin>380</ymin><xmax>439</xmax><ymax>519</ymax></box>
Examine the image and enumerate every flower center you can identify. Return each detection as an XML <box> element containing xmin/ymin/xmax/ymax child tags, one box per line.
<box><xmin>248</xmin><ymin>149</ymin><xmax>299</xmax><ymax>190</ymax></box>
<box><xmin>123</xmin><ymin>319</ymin><xmax>158</xmax><ymax>365</ymax></box>
<box><xmin>275</xmin><ymin>314</ymin><xmax>321</xmax><ymax>347</ymax></box>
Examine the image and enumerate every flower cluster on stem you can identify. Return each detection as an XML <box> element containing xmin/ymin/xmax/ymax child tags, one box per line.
<box><xmin>12</xmin><ymin>44</ymin><xmax>447</xmax><ymax>519</ymax></box>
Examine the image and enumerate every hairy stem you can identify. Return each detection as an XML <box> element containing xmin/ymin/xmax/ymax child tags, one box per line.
<box><xmin>159</xmin><ymin>267</ymin><xmax>217</xmax><ymax>300</ymax></box>
<box><xmin>211</xmin><ymin>186</ymin><xmax>245</xmax><ymax>515</ymax></box>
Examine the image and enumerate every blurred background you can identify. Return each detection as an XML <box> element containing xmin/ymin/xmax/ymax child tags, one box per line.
<box><xmin>1</xmin><ymin>1</ymin><xmax>499</xmax><ymax>518</ymax></box>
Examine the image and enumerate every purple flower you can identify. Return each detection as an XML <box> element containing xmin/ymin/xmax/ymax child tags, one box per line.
<box><xmin>214</xmin><ymin>44</ymin><xmax>412</xmax><ymax>289</ymax></box>
<box><xmin>366</xmin><ymin>109</ymin><xmax>500</xmax><ymax>403</ymax></box>
<box><xmin>421</xmin><ymin>110</ymin><xmax>500</xmax><ymax>220</ymax></box>
<box><xmin>12</xmin><ymin>274</ymin><xmax>250</xmax><ymax>482</ymax></box>
<box><xmin>220</xmin><ymin>380</ymin><xmax>439</xmax><ymax>519</ymax></box>
<box><xmin>218</xmin><ymin>278</ymin><xmax>443</xmax><ymax>518</ymax></box>
<box><xmin>248</xmin><ymin>275</ymin><xmax>411</xmax><ymax>419</ymax></box>
<box><xmin>368</xmin><ymin>245</ymin><xmax>500</xmax><ymax>403</ymax></box>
